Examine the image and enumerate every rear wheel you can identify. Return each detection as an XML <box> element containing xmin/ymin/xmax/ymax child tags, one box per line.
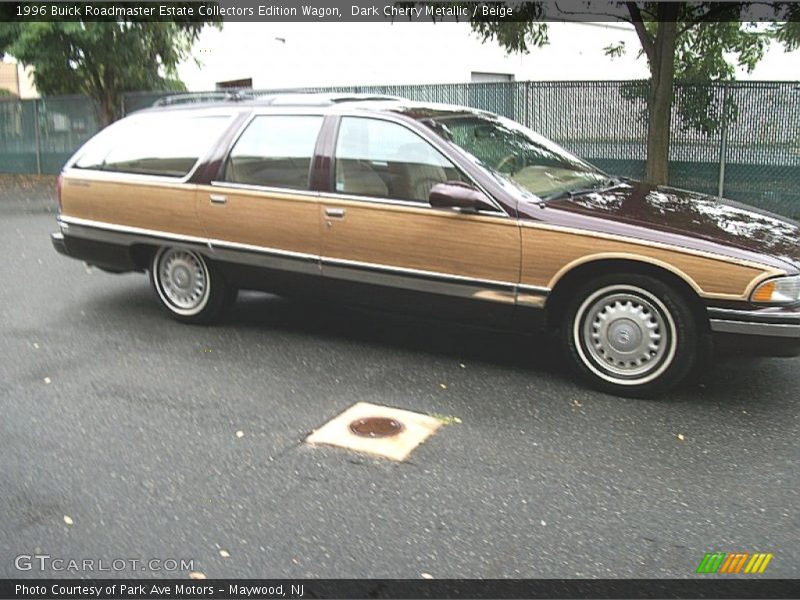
<box><xmin>150</xmin><ymin>247</ymin><xmax>235</xmax><ymax>324</ymax></box>
<box><xmin>561</xmin><ymin>274</ymin><xmax>698</xmax><ymax>396</ymax></box>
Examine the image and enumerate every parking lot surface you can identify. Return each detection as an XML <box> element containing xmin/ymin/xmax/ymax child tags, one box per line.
<box><xmin>1</xmin><ymin>176</ymin><xmax>797</xmax><ymax>578</ymax></box>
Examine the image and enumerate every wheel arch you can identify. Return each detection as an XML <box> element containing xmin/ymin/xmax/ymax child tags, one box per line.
<box><xmin>130</xmin><ymin>244</ymin><xmax>157</xmax><ymax>271</ymax></box>
<box><xmin>130</xmin><ymin>243</ymin><xmax>212</xmax><ymax>272</ymax></box>
<box><xmin>544</xmin><ymin>256</ymin><xmax>710</xmax><ymax>332</ymax></box>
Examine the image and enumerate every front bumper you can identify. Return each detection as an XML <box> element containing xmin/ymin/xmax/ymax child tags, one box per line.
<box><xmin>708</xmin><ymin>306</ymin><xmax>800</xmax><ymax>357</ymax></box>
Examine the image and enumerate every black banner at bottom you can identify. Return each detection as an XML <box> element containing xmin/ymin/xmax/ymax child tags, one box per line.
<box><xmin>2</xmin><ymin>579</ymin><xmax>799</xmax><ymax>599</ymax></box>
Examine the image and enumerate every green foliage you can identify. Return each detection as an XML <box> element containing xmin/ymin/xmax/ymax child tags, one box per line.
<box><xmin>773</xmin><ymin>4</ymin><xmax>800</xmax><ymax>51</ymax></box>
<box><xmin>603</xmin><ymin>41</ymin><xmax>627</xmax><ymax>58</ymax></box>
<box><xmin>470</xmin><ymin>3</ymin><xmax>549</xmax><ymax>54</ymax></box>
<box><xmin>615</xmin><ymin>18</ymin><xmax>768</xmax><ymax>136</ymax></box>
<box><xmin>2</xmin><ymin>18</ymin><xmax>218</xmax><ymax>123</ymax></box>
<box><xmin>608</xmin><ymin>4</ymin><xmax>792</xmax><ymax>136</ymax></box>
<box><xmin>0</xmin><ymin>22</ymin><xmax>20</xmax><ymax>59</ymax></box>
<box><xmin>160</xmin><ymin>77</ymin><xmax>188</xmax><ymax>93</ymax></box>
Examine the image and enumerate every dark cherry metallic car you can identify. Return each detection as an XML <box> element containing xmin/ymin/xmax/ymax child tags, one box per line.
<box><xmin>51</xmin><ymin>94</ymin><xmax>800</xmax><ymax>396</ymax></box>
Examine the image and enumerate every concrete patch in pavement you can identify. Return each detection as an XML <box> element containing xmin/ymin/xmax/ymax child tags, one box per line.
<box><xmin>305</xmin><ymin>401</ymin><xmax>442</xmax><ymax>461</ymax></box>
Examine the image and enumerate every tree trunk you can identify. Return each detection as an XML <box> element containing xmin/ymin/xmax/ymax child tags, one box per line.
<box><xmin>98</xmin><ymin>100</ymin><xmax>115</xmax><ymax>127</ymax></box>
<box><xmin>97</xmin><ymin>89</ymin><xmax>118</xmax><ymax>127</ymax></box>
<box><xmin>644</xmin><ymin>7</ymin><xmax>679</xmax><ymax>186</ymax></box>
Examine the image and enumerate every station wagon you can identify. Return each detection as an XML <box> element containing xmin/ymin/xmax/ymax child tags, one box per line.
<box><xmin>51</xmin><ymin>94</ymin><xmax>800</xmax><ymax>395</ymax></box>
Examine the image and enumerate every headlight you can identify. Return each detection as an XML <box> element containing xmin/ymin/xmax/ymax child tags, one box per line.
<box><xmin>750</xmin><ymin>275</ymin><xmax>800</xmax><ymax>304</ymax></box>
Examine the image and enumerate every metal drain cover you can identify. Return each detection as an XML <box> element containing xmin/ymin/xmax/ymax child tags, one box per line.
<box><xmin>349</xmin><ymin>417</ymin><xmax>405</xmax><ymax>438</ymax></box>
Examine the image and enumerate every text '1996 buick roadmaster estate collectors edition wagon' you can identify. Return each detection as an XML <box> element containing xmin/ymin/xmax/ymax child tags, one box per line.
<box><xmin>51</xmin><ymin>94</ymin><xmax>800</xmax><ymax>396</ymax></box>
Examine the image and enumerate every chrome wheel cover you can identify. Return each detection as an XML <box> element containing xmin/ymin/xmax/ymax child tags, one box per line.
<box><xmin>573</xmin><ymin>285</ymin><xmax>678</xmax><ymax>386</ymax></box>
<box><xmin>154</xmin><ymin>248</ymin><xmax>210</xmax><ymax>316</ymax></box>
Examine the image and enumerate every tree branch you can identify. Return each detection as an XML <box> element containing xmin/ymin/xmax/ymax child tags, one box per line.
<box><xmin>676</xmin><ymin>2</ymin><xmax>743</xmax><ymax>38</ymax></box>
<box><xmin>626</xmin><ymin>2</ymin><xmax>655</xmax><ymax>64</ymax></box>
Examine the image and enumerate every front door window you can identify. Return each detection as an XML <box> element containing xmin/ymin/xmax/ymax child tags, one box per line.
<box><xmin>334</xmin><ymin>117</ymin><xmax>466</xmax><ymax>203</ymax></box>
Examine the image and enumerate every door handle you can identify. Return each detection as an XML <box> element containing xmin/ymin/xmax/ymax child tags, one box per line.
<box><xmin>209</xmin><ymin>194</ymin><xmax>227</xmax><ymax>205</ymax></box>
<box><xmin>324</xmin><ymin>207</ymin><xmax>346</xmax><ymax>218</ymax></box>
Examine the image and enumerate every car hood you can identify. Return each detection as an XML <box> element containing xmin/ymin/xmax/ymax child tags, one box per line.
<box><xmin>545</xmin><ymin>181</ymin><xmax>800</xmax><ymax>270</ymax></box>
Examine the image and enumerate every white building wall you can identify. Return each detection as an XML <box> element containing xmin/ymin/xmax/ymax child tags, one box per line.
<box><xmin>177</xmin><ymin>21</ymin><xmax>799</xmax><ymax>91</ymax></box>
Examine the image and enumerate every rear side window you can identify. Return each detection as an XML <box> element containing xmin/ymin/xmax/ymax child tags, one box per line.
<box><xmin>223</xmin><ymin>115</ymin><xmax>323</xmax><ymax>190</ymax></box>
<box><xmin>75</xmin><ymin>113</ymin><xmax>230</xmax><ymax>177</ymax></box>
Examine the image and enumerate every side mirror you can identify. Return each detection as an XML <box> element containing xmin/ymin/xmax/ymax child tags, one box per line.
<box><xmin>429</xmin><ymin>181</ymin><xmax>495</xmax><ymax>213</ymax></box>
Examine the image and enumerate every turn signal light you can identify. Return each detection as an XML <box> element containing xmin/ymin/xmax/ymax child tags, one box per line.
<box><xmin>750</xmin><ymin>276</ymin><xmax>800</xmax><ymax>304</ymax></box>
<box><xmin>751</xmin><ymin>280</ymin><xmax>776</xmax><ymax>303</ymax></box>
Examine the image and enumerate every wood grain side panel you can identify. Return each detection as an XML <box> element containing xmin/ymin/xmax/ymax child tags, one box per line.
<box><xmin>60</xmin><ymin>177</ymin><xmax>96</xmax><ymax>221</ymax></box>
<box><xmin>196</xmin><ymin>185</ymin><xmax>320</xmax><ymax>256</ymax></box>
<box><xmin>521</xmin><ymin>227</ymin><xmax>776</xmax><ymax>299</ymax></box>
<box><xmin>320</xmin><ymin>200</ymin><xmax>520</xmax><ymax>283</ymax></box>
<box><xmin>64</xmin><ymin>176</ymin><xmax>205</xmax><ymax>238</ymax></box>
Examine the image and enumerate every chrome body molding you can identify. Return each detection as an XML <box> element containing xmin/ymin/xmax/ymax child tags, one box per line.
<box><xmin>318</xmin><ymin>190</ymin><xmax>508</xmax><ymax>218</ymax></box>
<box><xmin>707</xmin><ymin>306</ymin><xmax>800</xmax><ymax>338</ymax></box>
<box><xmin>208</xmin><ymin>180</ymin><xmax>322</xmax><ymax>201</ymax></box>
<box><xmin>55</xmin><ymin>216</ymin><xmax>550</xmax><ymax>306</ymax></box>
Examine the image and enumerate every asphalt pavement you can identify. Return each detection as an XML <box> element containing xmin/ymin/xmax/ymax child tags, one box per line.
<box><xmin>0</xmin><ymin>176</ymin><xmax>797</xmax><ymax>579</ymax></box>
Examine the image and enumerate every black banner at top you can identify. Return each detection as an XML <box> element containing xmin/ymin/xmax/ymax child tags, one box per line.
<box><xmin>1</xmin><ymin>1</ymin><xmax>799</xmax><ymax>23</ymax></box>
<box><xmin>3</xmin><ymin>578</ymin><xmax>800</xmax><ymax>600</ymax></box>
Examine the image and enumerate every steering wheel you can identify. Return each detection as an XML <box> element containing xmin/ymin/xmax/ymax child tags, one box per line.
<box><xmin>495</xmin><ymin>154</ymin><xmax>518</xmax><ymax>174</ymax></box>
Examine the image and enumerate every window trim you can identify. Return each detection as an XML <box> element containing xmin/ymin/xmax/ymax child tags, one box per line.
<box><xmin>211</xmin><ymin>112</ymin><xmax>326</xmax><ymax>193</ymax></box>
<box><xmin>327</xmin><ymin>113</ymin><xmax>508</xmax><ymax>217</ymax></box>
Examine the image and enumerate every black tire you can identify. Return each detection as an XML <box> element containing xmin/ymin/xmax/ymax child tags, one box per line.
<box><xmin>149</xmin><ymin>247</ymin><xmax>236</xmax><ymax>324</ymax></box>
<box><xmin>560</xmin><ymin>273</ymin><xmax>699</xmax><ymax>397</ymax></box>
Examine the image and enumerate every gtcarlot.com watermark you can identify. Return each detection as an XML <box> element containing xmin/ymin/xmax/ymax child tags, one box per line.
<box><xmin>15</xmin><ymin>554</ymin><xmax>194</xmax><ymax>573</ymax></box>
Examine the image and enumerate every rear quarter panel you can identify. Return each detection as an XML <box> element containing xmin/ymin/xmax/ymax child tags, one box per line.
<box><xmin>60</xmin><ymin>171</ymin><xmax>204</xmax><ymax>239</ymax></box>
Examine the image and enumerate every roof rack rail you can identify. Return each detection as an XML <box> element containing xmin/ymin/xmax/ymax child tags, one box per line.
<box><xmin>152</xmin><ymin>89</ymin><xmax>268</xmax><ymax>107</ymax></box>
<box><xmin>330</xmin><ymin>94</ymin><xmax>403</xmax><ymax>103</ymax></box>
<box><xmin>151</xmin><ymin>91</ymin><xmax>406</xmax><ymax>108</ymax></box>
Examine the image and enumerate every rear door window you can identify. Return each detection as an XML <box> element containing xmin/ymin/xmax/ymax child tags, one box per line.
<box><xmin>222</xmin><ymin>115</ymin><xmax>324</xmax><ymax>190</ymax></box>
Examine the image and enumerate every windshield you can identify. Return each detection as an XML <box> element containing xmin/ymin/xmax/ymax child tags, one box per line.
<box><xmin>430</xmin><ymin>114</ymin><xmax>610</xmax><ymax>200</ymax></box>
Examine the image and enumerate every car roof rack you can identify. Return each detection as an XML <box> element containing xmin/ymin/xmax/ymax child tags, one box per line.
<box><xmin>152</xmin><ymin>90</ymin><xmax>265</xmax><ymax>106</ymax></box>
<box><xmin>152</xmin><ymin>91</ymin><xmax>403</xmax><ymax>108</ymax></box>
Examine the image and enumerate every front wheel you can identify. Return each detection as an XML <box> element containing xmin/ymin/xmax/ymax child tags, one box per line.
<box><xmin>561</xmin><ymin>274</ymin><xmax>699</xmax><ymax>397</ymax></box>
<box><xmin>150</xmin><ymin>247</ymin><xmax>235</xmax><ymax>324</ymax></box>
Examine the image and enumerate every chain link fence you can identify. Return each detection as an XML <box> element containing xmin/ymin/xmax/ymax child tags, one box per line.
<box><xmin>2</xmin><ymin>81</ymin><xmax>798</xmax><ymax>217</ymax></box>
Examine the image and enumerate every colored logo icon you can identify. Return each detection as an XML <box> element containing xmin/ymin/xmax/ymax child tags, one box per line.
<box><xmin>696</xmin><ymin>552</ymin><xmax>773</xmax><ymax>574</ymax></box>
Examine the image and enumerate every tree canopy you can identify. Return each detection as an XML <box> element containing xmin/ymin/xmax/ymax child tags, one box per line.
<box><xmin>0</xmin><ymin>19</ymin><xmax>216</xmax><ymax>124</ymax></box>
